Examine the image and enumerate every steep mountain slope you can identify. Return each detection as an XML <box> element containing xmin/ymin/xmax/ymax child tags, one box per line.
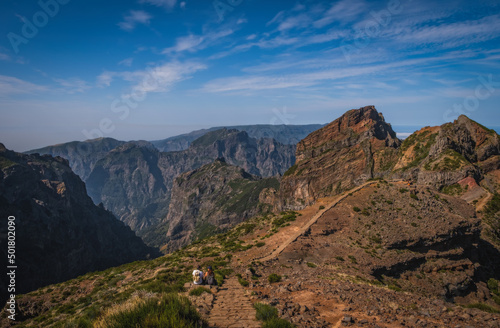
<box><xmin>279</xmin><ymin>105</ymin><xmax>401</xmax><ymax>210</ymax></box>
<box><xmin>25</xmin><ymin>138</ymin><xmax>126</xmax><ymax>181</ymax></box>
<box><xmin>392</xmin><ymin>115</ymin><xmax>500</xmax><ymax>188</ymax></box>
<box><xmin>151</xmin><ymin>124</ymin><xmax>324</xmax><ymax>152</ymax></box>
<box><xmin>85</xmin><ymin>142</ymin><xmax>169</xmax><ymax>231</ymax></box>
<box><xmin>87</xmin><ymin>129</ymin><xmax>294</xmax><ymax>234</ymax></box>
<box><xmin>154</xmin><ymin>159</ymin><xmax>279</xmax><ymax>252</ymax></box>
<box><xmin>0</xmin><ymin>144</ymin><xmax>159</xmax><ymax>306</ymax></box>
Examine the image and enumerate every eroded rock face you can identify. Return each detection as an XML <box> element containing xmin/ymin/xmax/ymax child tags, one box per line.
<box><xmin>278</xmin><ymin>108</ymin><xmax>500</xmax><ymax>211</ymax></box>
<box><xmin>86</xmin><ymin>129</ymin><xmax>295</xmax><ymax>235</ymax></box>
<box><xmin>0</xmin><ymin>144</ymin><xmax>159</xmax><ymax>304</ymax></box>
<box><xmin>392</xmin><ymin>115</ymin><xmax>500</xmax><ymax>189</ymax></box>
<box><xmin>158</xmin><ymin>159</ymin><xmax>279</xmax><ymax>253</ymax></box>
<box><xmin>279</xmin><ymin>106</ymin><xmax>401</xmax><ymax>210</ymax></box>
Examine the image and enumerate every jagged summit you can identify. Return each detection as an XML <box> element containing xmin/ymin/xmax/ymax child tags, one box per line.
<box><xmin>280</xmin><ymin>106</ymin><xmax>401</xmax><ymax>210</ymax></box>
<box><xmin>296</xmin><ymin>105</ymin><xmax>399</xmax><ymax>161</ymax></box>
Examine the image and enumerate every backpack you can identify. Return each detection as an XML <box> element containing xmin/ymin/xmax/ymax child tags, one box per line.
<box><xmin>206</xmin><ymin>273</ymin><xmax>216</xmax><ymax>286</ymax></box>
<box><xmin>193</xmin><ymin>270</ymin><xmax>202</xmax><ymax>283</ymax></box>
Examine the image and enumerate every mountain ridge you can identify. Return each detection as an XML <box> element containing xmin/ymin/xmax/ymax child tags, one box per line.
<box><xmin>0</xmin><ymin>144</ymin><xmax>159</xmax><ymax>306</ymax></box>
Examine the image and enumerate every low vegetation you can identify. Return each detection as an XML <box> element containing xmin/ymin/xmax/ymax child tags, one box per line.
<box><xmin>189</xmin><ymin>287</ymin><xmax>211</xmax><ymax>296</ymax></box>
<box><xmin>254</xmin><ymin>303</ymin><xmax>294</xmax><ymax>328</ymax></box>
<box><xmin>268</xmin><ymin>273</ymin><xmax>282</xmax><ymax>283</ymax></box>
<box><xmin>93</xmin><ymin>293</ymin><xmax>208</xmax><ymax>328</ymax></box>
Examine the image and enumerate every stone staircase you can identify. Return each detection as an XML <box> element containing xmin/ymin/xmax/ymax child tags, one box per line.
<box><xmin>208</xmin><ymin>277</ymin><xmax>261</xmax><ymax>328</ymax></box>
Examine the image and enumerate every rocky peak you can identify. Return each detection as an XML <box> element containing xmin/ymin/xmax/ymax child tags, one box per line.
<box><xmin>155</xmin><ymin>159</ymin><xmax>279</xmax><ymax>252</ymax></box>
<box><xmin>296</xmin><ymin>106</ymin><xmax>399</xmax><ymax>162</ymax></box>
<box><xmin>279</xmin><ymin>106</ymin><xmax>401</xmax><ymax>210</ymax></box>
<box><xmin>393</xmin><ymin>115</ymin><xmax>500</xmax><ymax>190</ymax></box>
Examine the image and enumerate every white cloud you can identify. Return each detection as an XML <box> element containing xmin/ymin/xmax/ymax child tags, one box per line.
<box><xmin>97</xmin><ymin>61</ymin><xmax>206</xmax><ymax>95</ymax></box>
<box><xmin>118</xmin><ymin>58</ymin><xmax>134</xmax><ymax>67</ymax></box>
<box><xmin>0</xmin><ymin>75</ymin><xmax>47</xmax><ymax>96</ymax></box>
<box><xmin>162</xmin><ymin>28</ymin><xmax>234</xmax><ymax>54</ymax></box>
<box><xmin>314</xmin><ymin>0</ymin><xmax>367</xmax><ymax>28</ymax></box>
<box><xmin>0</xmin><ymin>52</ymin><xmax>10</xmax><ymax>61</ymax></box>
<box><xmin>202</xmin><ymin>56</ymin><xmax>458</xmax><ymax>94</ymax></box>
<box><xmin>132</xmin><ymin>62</ymin><xmax>206</xmax><ymax>94</ymax></box>
<box><xmin>118</xmin><ymin>10</ymin><xmax>152</xmax><ymax>31</ymax></box>
<box><xmin>163</xmin><ymin>35</ymin><xmax>205</xmax><ymax>53</ymax></box>
<box><xmin>54</xmin><ymin>78</ymin><xmax>91</xmax><ymax>93</ymax></box>
<box><xmin>393</xmin><ymin>15</ymin><xmax>500</xmax><ymax>49</ymax></box>
<box><xmin>97</xmin><ymin>71</ymin><xmax>115</xmax><ymax>87</ymax></box>
<box><xmin>139</xmin><ymin>0</ymin><xmax>177</xmax><ymax>10</ymax></box>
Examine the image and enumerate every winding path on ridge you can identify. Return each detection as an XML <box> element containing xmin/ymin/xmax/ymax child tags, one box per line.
<box><xmin>208</xmin><ymin>277</ymin><xmax>261</xmax><ymax>328</ymax></box>
<box><xmin>258</xmin><ymin>180</ymin><xmax>380</xmax><ymax>262</ymax></box>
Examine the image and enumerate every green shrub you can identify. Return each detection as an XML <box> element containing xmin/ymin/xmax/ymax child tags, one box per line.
<box><xmin>353</xmin><ymin>207</ymin><xmax>361</xmax><ymax>212</ymax></box>
<box><xmin>262</xmin><ymin>317</ymin><xmax>295</xmax><ymax>328</ymax></box>
<box><xmin>273</xmin><ymin>212</ymin><xmax>297</xmax><ymax>228</ymax></box>
<box><xmin>465</xmin><ymin>303</ymin><xmax>500</xmax><ymax>313</ymax></box>
<box><xmin>268</xmin><ymin>274</ymin><xmax>282</xmax><ymax>283</ymax></box>
<box><xmin>256</xmin><ymin>242</ymin><xmax>266</xmax><ymax>247</ymax></box>
<box><xmin>306</xmin><ymin>262</ymin><xmax>317</xmax><ymax>268</ymax></box>
<box><xmin>319</xmin><ymin>205</ymin><xmax>325</xmax><ymax>210</ymax></box>
<box><xmin>488</xmin><ymin>278</ymin><xmax>499</xmax><ymax>295</ymax></box>
<box><xmin>348</xmin><ymin>255</ymin><xmax>357</xmax><ymax>264</ymax></box>
<box><xmin>254</xmin><ymin>303</ymin><xmax>278</xmax><ymax>321</ymax></box>
<box><xmin>238</xmin><ymin>277</ymin><xmax>249</xmax><ymax>287</ymax></box>
<box><xmin>335</xmin><ymin>256</ymin><xmax>345</xmax><ymax>261</ymax></box>
<box><xmin>96</xmin><ymin>294</ymin><xmax>208</xmax><ymax>328</ymax></box>
<box><xmin>410</xmin><ymin>194</ymin><xmax>418</xmax><ymax>200</ymax></box>
<box><xmin>189</xmin><ymin>287</ymin><xmax>211</xmax><ymax>296</ymax></box>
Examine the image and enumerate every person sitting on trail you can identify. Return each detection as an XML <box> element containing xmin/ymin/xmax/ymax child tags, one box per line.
<box><xmin>204</xmin><ymin>266</ymin><xmax>217</xmax><ymax>286</ymax></box>
<box><xmin>192</xmin><ymin>266</ymin><xmax>204</xmax><ymax>285</ymax></box>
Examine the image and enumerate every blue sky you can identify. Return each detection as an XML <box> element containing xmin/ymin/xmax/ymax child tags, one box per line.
<box><xmin>0</xmin><ymin>0</ymin><xmax>499</xmax><ymax>151</ymax></box>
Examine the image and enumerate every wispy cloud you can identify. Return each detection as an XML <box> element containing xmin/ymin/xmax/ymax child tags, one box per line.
<box><xmin>0</xmin><ymin>75</ymin><xmax>47</xmax><ymax>96</ymax></box>
<box><xmin>314</xmin><ymin>0</ymin><xmax>368</xmax><ymax>28</ymax></box>
<box><xmin>162</xmin><ymin>28</ymin><xmax>234</xmax><ymax>54</ymax></box>
<box><xmin>163</xmin><ymin>35</ymin><xmax>205</xmax><ymax>53</ymax></box>
<box><xmin>202</xmin><ymin>55</ymin><xmax>465</xmax><ymax>94</ymax></box>
<box><xmin>132</xmin><ymin>61</ymin><xmax>207</xmax><ymax>94</ymax></box>
<box><xmin>118</xmin><ymin>58</ymin><xmax>134</xmax><ymax>67</ymax></box>
<box><xmin>0</xmin><ymin>52</ymin><xmax>10</xmax><ymax>61</ymax></box>
<box><xmin>118</xmin><ymin>10</ymin><xmax>152</xmax><ymax>31</ymax></box>
<box><xmin>54</xmin><ymin>78</ymin><xmax>92</xmax><ymax>94</ymax></box>
<box><xmin>392</xmin><ymin>14</ymin><xmax>500</xmax><ymax>49</ymax></box>
<box><xmin>139</xmin><ymin>0</ymin><xmax>177</xmax><ymax>10</ymax></box>
<box><xmin>97</xmin><ymin>61</ymin><xmax>207</xmax><ymax>95</ymax></box>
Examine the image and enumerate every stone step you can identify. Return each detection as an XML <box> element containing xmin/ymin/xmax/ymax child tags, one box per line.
<box><xmin>208</xmin><ymin>277</ymin><xmax>261</xmax><ymax>328</ymax></box>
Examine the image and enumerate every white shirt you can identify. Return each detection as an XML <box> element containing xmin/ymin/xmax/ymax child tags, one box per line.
<box><xmin>192</xmin><ymin>269</ymin><xmax>203</xmax><ymax>284</ymax></box>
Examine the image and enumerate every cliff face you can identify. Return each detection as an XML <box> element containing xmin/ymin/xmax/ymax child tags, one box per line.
<box><xmin>156</xmin><ymin>159</ymin><xmax>279</xmax><ymax>253</ymax></box>
<box><xmin>392</xmin><ymin>115</ymin><xmax>500</xmax><ymax>188</ymax></box>
<box><xmin>26</xmin><ymin>138</ymin><xmax>126</xmax><ymax>181</ymax></box>
<box><xmin>0</xmin><ymin>144</ymin><xmax>159</xmax><ymax>303</ymax></box>
<box><xmin>86</xmin><ymin>143</ymin><xmax>169</xmax><ymax>231</ymax></box>
<box><xmin>86</xmin><ymin>129</ymin><xmax>294</xmax><ymax>235</ymax></box>
<box><xmin>279</xmin><ymin>106</ymin><xmax>401</xmax><ymax>210</ymax></box>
